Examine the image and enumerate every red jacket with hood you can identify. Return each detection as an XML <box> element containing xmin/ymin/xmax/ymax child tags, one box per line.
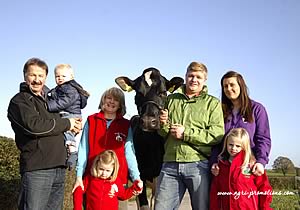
<box><xmin>210</xmin><ymin>151</ymin><xmax>273</xmax><ymax>210</ymax></box>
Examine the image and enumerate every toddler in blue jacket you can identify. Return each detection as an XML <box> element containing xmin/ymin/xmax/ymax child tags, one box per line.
<box><xmin>47</xmin><ymin>64</ymin><xmax>89</xmax><ymax>170</ymax></box>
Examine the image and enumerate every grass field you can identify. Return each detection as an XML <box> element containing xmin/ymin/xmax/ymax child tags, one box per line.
<box><xmin>267</xmin><ymin>170</ymin><xmax>296</xmax><ymax>177</ymax></box>
<box><xmin>270</xmin><ymin>190</ymin><xmax>299</xmax><ymax>209</ymax></box>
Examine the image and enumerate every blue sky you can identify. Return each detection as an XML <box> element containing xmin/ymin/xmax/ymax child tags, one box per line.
<box><xmin>0</xmin><ymin>0</ymin><xmax>299</xmax><ymax>167</ymax></box>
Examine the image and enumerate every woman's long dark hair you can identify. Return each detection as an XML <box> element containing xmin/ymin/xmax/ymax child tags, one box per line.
<box><xmin>221</xmin><ymin>71</ymin><xmax>253</xmax><ymax>123</ymax></box>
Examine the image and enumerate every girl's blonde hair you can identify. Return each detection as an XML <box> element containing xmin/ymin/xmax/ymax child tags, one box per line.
<box><xmin>98</xmin><ymin>87</ymin><xmax>126</xmax><ymax>116</ymax></box>
<box><xmin>219</xmin><ymin>128</ymin><xmax>256</xmax><ymax>170</ymax></box>
<box><xmin>90</xmin><ymin>150</ymin><xmax>119</xmax><ymax>181</ymax></box>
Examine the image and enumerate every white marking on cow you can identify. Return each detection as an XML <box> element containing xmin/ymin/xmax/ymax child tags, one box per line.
<box><xmin>144</xmin><ymin>71</ymin><xmax>152</xmax><ymax>86</ymax></box>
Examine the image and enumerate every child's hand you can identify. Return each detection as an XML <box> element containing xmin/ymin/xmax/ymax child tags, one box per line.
<box><xmin>133</xmin><ymin>180</ymin><xmax>143</xmax><ymax>195</ymax></box>
<box><xmin>252</xmin><ymin>162</ymin><xmax>264</xmax><ymax>176</ymax></box>
<box><xmin>211</xmin><ymin>163</ymin><xmax>220</xmax><ymax>176</ymax></box>
<box><xmin>109</xmin><ymin>184</ymin><xmax>118</xmax><ymax>198</ymax></box>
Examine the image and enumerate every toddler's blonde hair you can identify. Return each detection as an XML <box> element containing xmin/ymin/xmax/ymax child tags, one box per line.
<box><xmin>54</xmin><ymin>64</ymin><xmax>74</xmax><ymax>80</ymax></box>
<box><xmin>90</xmin><ymin>150</ymin><xmax>119</xmax><ymax>181</ymax></box>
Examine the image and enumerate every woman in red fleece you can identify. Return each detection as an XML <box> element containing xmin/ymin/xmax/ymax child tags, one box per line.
<box><xmin>210</xmin><ymin>128</ymin><xmax>273</xmax><ymax>210</ymax></box>
<box><xmin>73</xmin><ymin>150</ymin><xmax>142</xmax><ymax>210</ymax></box>
<box><xmin>72</xmin><ymin>87</ymin><xmax>142</xmax><ymax>210</ymax></box>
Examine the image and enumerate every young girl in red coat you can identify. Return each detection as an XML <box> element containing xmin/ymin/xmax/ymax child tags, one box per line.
<box><xmin>73</xmin><ymin>150</ymin><xmax>142</xmax><ymax>210</ymax></box>
<box><xmin>210</xmin><ymin>128</ymin><xmax>273</xmax><ymax>210</ymax></box>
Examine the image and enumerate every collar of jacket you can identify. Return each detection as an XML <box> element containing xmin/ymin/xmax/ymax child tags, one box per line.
<box><xmin>94</xmin><ymin>111</ymin><xmax>124</xmax><ymax>121</ymax></box>
<box><xmin>61</xmin><ymin>79</ymin><xmax>80</xmax><ymax>87</ymax></box>
<box><xmin>219</xmin><ymin>150</ymin><xmax>245</xmax><ymax>167</ymax></box>
<box><xmin>19</xmin><ymin>82</ymin><xmax>50</xmax><ymax>98</ymax></box>
<box><xmin>176</xmin><ymin>85</ymin><xmax>208</xmax><ymax>97</ymax></box>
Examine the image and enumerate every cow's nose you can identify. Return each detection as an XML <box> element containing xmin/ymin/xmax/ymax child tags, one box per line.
<box><xmin>140</xmin><ymin>116</ymin><xmax>160</xmax><ymax>131</ymax></box>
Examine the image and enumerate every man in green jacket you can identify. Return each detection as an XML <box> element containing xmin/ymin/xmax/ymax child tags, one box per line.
<box><xmin>154</xmin><ymin>61</ymin><xmax>224</xmax><ymax>210</ymax></box>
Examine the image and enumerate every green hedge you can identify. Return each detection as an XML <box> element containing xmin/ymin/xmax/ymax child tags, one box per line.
<box><xmin>269</xmin><ymin>176</ymin><xmax>298</xmax><ymax>190</ymax></box>
<box><xmin>0</xmin><ymin>136</ymin><xmax>20</xmax><ymax>210</ymax></box>
<box><xmin>0</xmin><ymin>136</ymin><xmax>76</xmax><ymax>210</ymax></box>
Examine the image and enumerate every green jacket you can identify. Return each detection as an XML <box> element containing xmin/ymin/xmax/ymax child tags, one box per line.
<box><xmin>159</xmin><ymin>85</ymin><xmax>224</xmax><ymax>162</ymax></box>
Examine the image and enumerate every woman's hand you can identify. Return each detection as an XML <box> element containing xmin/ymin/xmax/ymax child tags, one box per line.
<box><xmin>72</xmin><ymin>176</ymin><xmax>84</xmax><ymax>193</ymax></box>
<box><xmin>211</xmin><ymin>163</ymin><xmax>220</xmax><ymax>176</ymax></box>
<box><xmin>252</xmin><ymin>162</ymin><xmax>264</xmax><ymax>176</ymax></box>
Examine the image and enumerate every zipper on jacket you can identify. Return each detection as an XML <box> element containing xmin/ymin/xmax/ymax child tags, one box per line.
<box><xmin>99</xmin><ymin>180</ymin><xmax>105</xmax><ymax>208</ymax></box>
<box><xmin>228</xmin><ymin>160</ymin><xmax>233</xmax><ymax>209</ymax></box>
<box><xmin>251</xmin><ymin>188</ymin><xmax>258</xmax><ymax>210</ymax></box>
<box><xmin>104</xmin><ymin>119</ymin><xmax>109</xmax><ymax>147</ymax></box>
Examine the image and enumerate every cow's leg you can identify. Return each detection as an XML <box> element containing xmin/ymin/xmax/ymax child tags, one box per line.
<box><xmin>118</xmin><ymin>200</ymin><xmax>128</xmax><ymax>210</ymax></box>
<box><xmin>146</xmin><ymin>178</ymin><xmax>157</xmax><ymax>209</ymax></box>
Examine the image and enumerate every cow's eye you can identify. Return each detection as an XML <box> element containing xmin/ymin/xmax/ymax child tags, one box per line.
<box><xmin>159</xmin><ymin>92</ymin><xmax>167</xmax><ymax>97</ymax></box>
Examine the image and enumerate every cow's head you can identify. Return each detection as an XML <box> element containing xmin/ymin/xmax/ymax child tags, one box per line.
<box><xmin>115</xmin><ymin>67</ymin><xmax>183</xmax><ymax>131</ymax></box>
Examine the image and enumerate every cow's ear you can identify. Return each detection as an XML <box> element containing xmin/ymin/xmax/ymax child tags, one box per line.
<box><xmin>115</xmin><ymin>77</ymin><xmax>134</xmax><ymax>92</ymax></box>
<box><xmin>167</xmin><ymin>77</ymin><xmax>184</xmax><ymax>93</ymax></box>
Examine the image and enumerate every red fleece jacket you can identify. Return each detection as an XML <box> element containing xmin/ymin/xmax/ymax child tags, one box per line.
<box><xmin>73</xmin><ymin>175</ymin><xmax>142</xmax><ymax>210</ymax></box>
<box><xmin>86</xmin><ymin>112</ymin><xmax>130</xmax><ymax>184</ymax></box>
<box><xmin>210</xmin><ymin>151</ymin><xmax>273</xmax><ymax>210</ymax></box>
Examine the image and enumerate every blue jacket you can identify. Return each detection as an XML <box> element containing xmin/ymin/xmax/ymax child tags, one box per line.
<box><xmin>47</xmin><ymin>80</ymin><xmax>89</xmax><ymax>114</ymax></box>
<box><xmin>211</xmin><ymin>100</ymin><xmax>271</xmax><ymax>166</ymax></box>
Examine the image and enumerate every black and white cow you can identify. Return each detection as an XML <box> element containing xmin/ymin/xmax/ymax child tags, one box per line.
<box><xmin>115</xmin><ymin>68</ymin><xmax>183</xmax><ymax>209</ymax></box>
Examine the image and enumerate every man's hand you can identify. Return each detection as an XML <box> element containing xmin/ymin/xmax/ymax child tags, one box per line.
<box><xmin>170</xmin><ymin>124</ymin><xmax>184</xmax><ymax>140</ymax></box>
<box><xmin>159</xmin><ymin>109</ymin><xmax>168</xmax><ymax>125</ymax></box>
<box><xmin>69</xmin><ymin>118</ymin><xmax>82</xmax><ymax>134</ymax></box>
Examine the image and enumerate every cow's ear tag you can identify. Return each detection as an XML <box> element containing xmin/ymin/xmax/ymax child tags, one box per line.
<box><xmin>124</xmin><ymin>85</ymin><xmax>133</xmax><ymax>92</ymax></box>
<box><xmin>168</xmin><ymin>85</ymin><xmax>175</xmax><ymax>93</ymax></box>
<box><xmin>115</xmin><ymin>77</ymin><xmax>133</xmax><ymax>92</ymax></box>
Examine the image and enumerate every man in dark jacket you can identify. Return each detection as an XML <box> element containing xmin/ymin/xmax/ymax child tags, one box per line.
<box><xmin>7</xmin><ymin>57</ymin><xmax>82</xmax><ymax>210</ymax></box>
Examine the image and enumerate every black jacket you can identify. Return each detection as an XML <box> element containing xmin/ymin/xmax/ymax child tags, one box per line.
<box><xmin>47</xmin><ymin>80</ymin><xmax>89</xmax><ymax>114</ymax></box>
<box><xmin>7</xmin><ymin>82</ymin><xmax>70</xmax><ymax>173</ymax></box>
